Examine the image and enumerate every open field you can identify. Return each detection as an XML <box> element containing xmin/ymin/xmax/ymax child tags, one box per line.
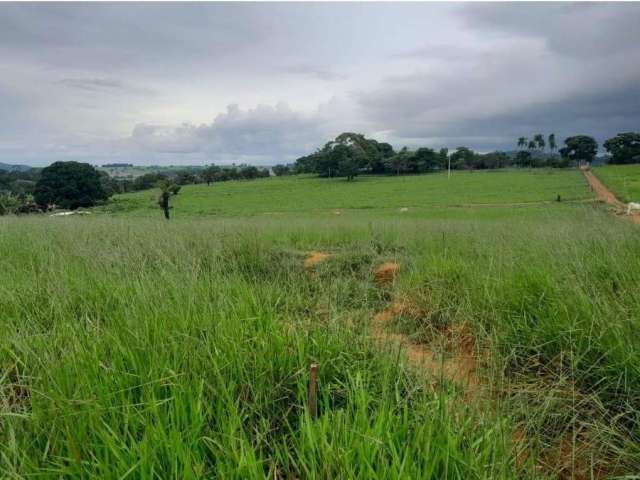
<box><xmin>100</xmin><ymin>169</ymin><xmax>591</xmax><ymax>218</ymax></box>
<box><xmin>2</xmin><ymin>169</ymin><xmax>640</xmax><ymax>478</ymax></box>
<box><xmin>593</xmin><ymin>165</ymin><xmax>640</xmax><ymax>203</ymax></box>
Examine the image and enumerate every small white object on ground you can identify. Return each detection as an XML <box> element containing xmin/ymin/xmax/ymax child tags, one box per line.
<box><xmin>50</xmin><ymin>211</ymin><xmax>91</xmax><ymax>217</ymax></box>
<box><xmin>627</xmin><ymin>202</ymin><xmax>640</xmax><ymax>215</ymax></box>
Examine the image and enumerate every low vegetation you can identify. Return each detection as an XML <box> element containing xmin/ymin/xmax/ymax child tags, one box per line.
<box><xmin>100</xmin><ymin>169</ymin><xmax>590</xmax><ymax>218</ymax></box>
<box><xmin>2</xmin><ymin>170</ymin><xmax>640</xmax><ymax>478</ymax></box>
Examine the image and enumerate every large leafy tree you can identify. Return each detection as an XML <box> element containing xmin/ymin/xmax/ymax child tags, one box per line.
<box><xmin>603</xmin><ymin>132</ymin><xmax>640</xmax><ymax>164</ymax></box>
<box><xmin>411</xmin><ymin>147</ymin><xmax>439</xmax><ymax>173</ymax></box>
<box><xmin>34</xmin><ymin>161</ymin><xmax>110</xmax><ymax>209</ymax></box>
<box><xmin>296</xmin><ymin>132</ymin><xmax>396</xmax><ymax>178</ymax></box>
<box><xmin>559</xmin><ymin>136</ymin><xmax>598</xmax><ymax>164</ymax></box>
<box><xmin>450</xmin><ymin>147</ymin><xmax>476</xmax><ymax>170</ymax></box>
<box><xmin>385</xmin><ymin>147</ymin><xmax>412</xmax><ymax>175</ymax></box>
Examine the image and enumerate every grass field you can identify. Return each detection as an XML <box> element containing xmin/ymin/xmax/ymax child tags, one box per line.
<box><xmin>2</xmin><ymin>169</ymin><xmax>640</xmax><ymax>478</ymax></box>
<box><xmin>101</xmin><ymin>169</ymin><xmax>591</xmax><ymax>218</ymax></box>
<box><xmin>593</xmin><ymin>164</ymin><xmax>640</xmax><ymax>203</ymax></box>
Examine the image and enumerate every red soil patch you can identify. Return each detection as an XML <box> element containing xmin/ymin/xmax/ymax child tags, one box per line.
<box><xmin>303</xmin><ymin>251</ymin><xmax>331</xmax><ymax>269</ymax></box>
<box><xmin>540</xmin><ymin>433</ymin><xmax>611</xmax><ymax>480</ymax></box>
<box><xmin>374</xmin><ymin>262</ymin><xmax>400</xmax><ymax>286</ymax></box>
<box><xmin>511</xmin><ymin>429</ymin><xmax>530</xmax><ymax>468</ymax></box>
<box><xmin>371</xmin><ymin>301</ymin><xmax>479</xmax><ymax>389</ymax></box>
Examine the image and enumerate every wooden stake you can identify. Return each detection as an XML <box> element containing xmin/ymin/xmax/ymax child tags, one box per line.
<box><xmin>308</xmin><ymin>363</ymin><xmax>318</xmax><ymax>419</ymax></box>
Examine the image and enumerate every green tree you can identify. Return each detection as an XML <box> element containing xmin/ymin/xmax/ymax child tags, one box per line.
<box><xmin>385</xmin><ymin>147</ymin><xmax>411</xmax><ymax>175</ymax></box>
<box><xmin>202</xmin><ymin>165</ymin><xmax>220</xmax><ymax>185</ymax></box>
<box><xmin>132</xmin><ymin>172</ymin><xmax>168</xmax><ymax>191</ymax></box>
<box><xmin>603</xmin><ymin>132</ymin><xmax>640</xmax><ymax>164</ymax></box>
<box><xmin>272</xmin><ymin>164</ymin><xmax>291</xmax><ymax>176</ymax></box>
<box><xmin>412</xmin><ymin>147</ymin><xmax>439</xmax><ymax>173</ymax></box>
<box><xmin>533</xmin><ymin>134</ymin><xmax>546</xmax><ymax>152</ymax></box>
<box><xmin>559</xmin><ymin>135</ymin><xmax>598</xmax><ymax>165</ymax></box>
<box><xmin>34</xmin><ymin>161</ymin><xmax>110</xmax><ymax>209</ymax></box>
<box><xmin>515</xmin><ymin>150</ymin><xmax>533</xmax><ymax>167</ymax></box>
<box><xmin>156</xmin><ymin>179</ymin><xmax>180</xmax><ymax>219</ymax></box>
<box><xmin>337</xmin><ymin>156</ymin><xmax>359</xmax><ymax>181</ymax></box>
<box><xmin>438</xmin><ymin>148</ymin><xmax>449</xmax><ymax>170</ymax></box>
<box><xmin>548</xmin><ymin>134</ymin><xmax>557</xmax><ymax>154</ymax></box>
<box><xmin>450</xmin><ymin>147</ymin><xmax>475</xmax><ymax>170</ymax></box>
<box><xmin>517</xmin><ymin>137</ymin><xmax>528</xmax><ymax>150</ymax></box>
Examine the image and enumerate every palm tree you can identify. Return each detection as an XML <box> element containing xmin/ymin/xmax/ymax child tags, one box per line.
<box><xmin>527</xmin><ymin>140</ymin><xmax>537</xmax><ymax>151</ymax></box>
<box><xmin>548</xmin><ymin>134</ymin><xmax>557</xmax><ymax>155</ymax></box>
<box><xmin>533</xmin><ymin>134</ymin><xmax>545</xmax><ymax>152</ymax></box>
<box><xmin>517</xmin><ymin>137</ymin><xmax>528</xmax><ymax>150</ymax></box>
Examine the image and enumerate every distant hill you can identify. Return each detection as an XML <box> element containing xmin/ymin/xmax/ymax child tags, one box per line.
<box><xmin>0</xmin><ymin>162</ymin><xmax>31</xmax><ymax>172</ymax></box>
<box><xmin>99</xmin><ymin>164</ymin><xmax>206</xmax><ymax>179</ymax></box>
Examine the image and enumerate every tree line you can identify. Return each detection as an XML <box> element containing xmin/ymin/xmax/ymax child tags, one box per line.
<box><xmin>294</xmin><ymin>131</ymin><xmax>640</xmax><ymax>180</ymax></box>
<box><xmin>0</xmin><ymin>162</ymin><xmax>276</xmax><ymax>215</ymax></box>
<box><xmin>1</xmin><ymin>131</ymin><xmax>638</xmax><ymax>214</ymax></box>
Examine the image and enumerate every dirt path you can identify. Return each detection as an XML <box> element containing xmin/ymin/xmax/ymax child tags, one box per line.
<box><xmin>581</xmin><ymin>168</ymin><xmax>624</xmax><ymax>208</ymax></box>
<box><xmin>301</xmin><ymin>253</ymin><xmax>604</xmax><ymax>477</ymax></box>
<box><xmin>581</xmin><ymin>168</ymin><xmax>640</xmax><ymax>224</ymax></box>
<box><xmin>371</xmin><ymin>302</ymin><xmax>480</xmax><ymax>390</ymax></box>
<box><xmin>369</xmin><ymin>262</ymin><xmax>481</xmax><ymax>392</ymax></box>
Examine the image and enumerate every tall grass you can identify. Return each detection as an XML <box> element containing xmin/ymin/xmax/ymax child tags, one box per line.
<box><xmin>1</xmin><ymin>217</ymin><xmax>517</xmax><ymax>478</ymax></box>
<box><xmin>1</xmin><ymin>201</ymin><xmax>639</xmax><ymax>477</ymax></box>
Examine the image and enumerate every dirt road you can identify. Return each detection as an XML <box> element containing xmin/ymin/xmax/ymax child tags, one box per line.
<box><xmin>581</xmin><ymin>169</ymin><xmax>624</xmax><ymax>208</ymax></box>
<box><xmin>581</xmin><ymin>168</ymin><xmax>640</xmax><ymax>224</ymax></box>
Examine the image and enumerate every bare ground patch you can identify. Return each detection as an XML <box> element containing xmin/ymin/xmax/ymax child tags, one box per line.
<box><xmin>303</xmin><ymin>251</ymin><xmax>332</xmax><ymax>269</ymax></box>
<box><xmin>371</xmin><ymin>301</ymin><xmax>481</xmax><ymax>390</ymax></box>
<box><xmin>373</xmin><ymin>261</ymin><xmax>400</xmax><ymax>286</ymax></box>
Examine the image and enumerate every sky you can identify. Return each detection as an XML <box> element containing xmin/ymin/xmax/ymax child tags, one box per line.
<box><xmin>1</xmin><ymin>2</ymin><xmax>639</xmax><ymax>167</ymax></box>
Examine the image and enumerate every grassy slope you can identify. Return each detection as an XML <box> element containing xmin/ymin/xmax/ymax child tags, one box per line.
<box><xmin>101</xmin><ymin>169</ymin><xmax>590</xmax><ymax>218</ymax></box>
<box><xmin>593</xmin><ymin>164</ymin><xmax>640</xmax><ymax>203</ymax></box>
<box><xmin>2</xmin><ymin>169</ymin><xmax>640</xmax><ymax>478</ymax></box>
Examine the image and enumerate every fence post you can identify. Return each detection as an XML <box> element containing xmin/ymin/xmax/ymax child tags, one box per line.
<box><xmin>308</xmin><ymin>363</ymin><xmax>318</xmax><ymax>419</ymax></box>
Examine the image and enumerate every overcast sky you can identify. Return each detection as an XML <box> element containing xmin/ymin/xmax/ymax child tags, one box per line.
<box><xmin>1</xmin><ymin>2</ymin><xmax>639</xmax><ymax>166</ymax></box>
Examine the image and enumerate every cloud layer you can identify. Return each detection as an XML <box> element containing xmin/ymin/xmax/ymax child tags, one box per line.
<box><xmin>0</xmin><ymin>3</ymin><xmax>638</xmax><ymax>165</ymax></box>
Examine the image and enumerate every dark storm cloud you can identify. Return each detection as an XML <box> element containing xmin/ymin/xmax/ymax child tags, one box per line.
<box><xmin>357</xmin><ymin>3</ymin><xmax>640</xmax><ymax>151</ymax></box>
<box><xmin>460</xmin><ymin>3</ymin><xmax>640</xmax><ymax>58</ymax></box>
<box><xmin>0</xmin><ymin>3</ymin><xmax>265</xmax><ymax>72</ymax></box>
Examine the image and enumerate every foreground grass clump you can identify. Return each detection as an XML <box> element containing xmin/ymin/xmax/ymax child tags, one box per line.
<box><xmin>594</xmin><ymin>164</ymin><xmax>640</xmax><ymax>203</ymax></box>
<box><xmin>1</xmin><ymin>218</ymin><xmax>517</xmax><ymax>478</ymax></box>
